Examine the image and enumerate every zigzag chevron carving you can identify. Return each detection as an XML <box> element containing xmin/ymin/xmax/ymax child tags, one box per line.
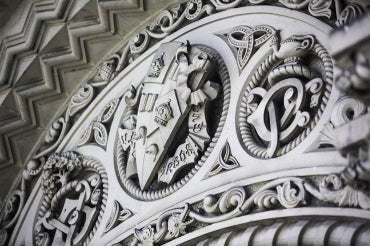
<box><xmin>0</xmin><ymin>0</ymin><xmax>180</xmax><ymax>201</ymax></box>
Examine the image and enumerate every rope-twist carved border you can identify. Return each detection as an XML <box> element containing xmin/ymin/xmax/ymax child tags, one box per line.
<box><xmin>36</xmin><ymin>156</ymin><xmax>108</xmax><ymax>246</ymax></box>
<box><xmin>239</xmin><ymin>42</ymin><xmax>333</xmax><ymax>158</ymax></box>
<box><xmin>116</xmin><ymin>46</ymin><xmax>231</xmax><ymax>200</ymax></box>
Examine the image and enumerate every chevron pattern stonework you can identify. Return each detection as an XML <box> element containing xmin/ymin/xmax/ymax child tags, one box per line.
<box><xmin>0</xmin><ymin>0</ymin><xmax>180</xmax><ymax>203</ymax></box>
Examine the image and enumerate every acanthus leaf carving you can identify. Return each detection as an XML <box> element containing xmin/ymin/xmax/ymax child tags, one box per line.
<box><xmin>125</xmin><ymin>174</ymin><xmax>369</xmax><ymax>245</ymax></box>
<box><xmin>336</xmin><ymin>3</ymin><xmax>365</xmax><ymax>26</ymax></box>
<box><xmin>249</xmin><ymin>0</ymin><xmax>333</xmax><ymax>18</ymax></box>
<box><xmin>129</xmin><ymin>177</ymin><xmax>307</xmax><ymax>245</ymax></box>
<box><xmin>308</xmin><ymin>0</ymin><xmax>332</xmax><ymax>18</ymax></box>
<box><xmin>133</xmin><ymin>204</ymin><xmax>194</xmax><ymax>246</ymax></box>
<box><xmin>66</xmin><ymin>85</ymin><xmax>95</xmax><ymax>118</ymax></box>
<box><xmin>210</xmin><ymin>0</ymin><xmax>243</xmax><ymax>10</ymax></box>
<box><xmin>304</xmin><ymin>174</ymin><xmax>370</xmax><ymax>209</ymax></box>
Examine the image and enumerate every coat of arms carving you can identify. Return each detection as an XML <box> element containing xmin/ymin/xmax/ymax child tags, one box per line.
<box><xmin>116</xmin><ymin>41</ymin><xmax>229</xmax><ymax>198</ymax></box>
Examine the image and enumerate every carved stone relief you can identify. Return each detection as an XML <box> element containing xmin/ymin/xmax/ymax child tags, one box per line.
<box><xmin>0</xmin><ymin>184</ymin><xmax>25</xmax><ymax>246</ymax></box>
<box><xmin>319</xmin><ymin>96</ymin><xmax>367</xmax><ymax>147</ymax></box>
<box><xmin>104</xmin><ymin>201</ymin><xmax>133</xmax><ymax>233</ymax></box>
<box><xmin>1</xmin><ymin>1</ymin><xmax>370</xmax><ymax>245</ymax></box>
<box><xmin>120</xmin><ymin>175</ymin><xmax>368</xmax><ymax>245</ymax></box>
<box><xmin>238</xmin><ymin>33</ymin><xmax>333</xmax><ymax>158</ymax></box>
<box><xmin>79</xmin><ymin>98</ymin><xmax>120</xmax><ymax>148</ymax></box>
<box><xmin>116</xmin><ymin>41</ymin><xmax>230</xmax><ymax>199</ymax></box>
<box><xmin>195</xmin><ymin>218</ymin><xmax>370</xmax><ymax>245</ymax></box>
<box><xmin>34</xmin><ymin>152</ymin><xmax>107</xmax><ymax>246</ymax></box>
<box><xmin>208</xmin><ymin>141</ymin><xmax>240</xmax><ymax>177</ymax></box>
<box><xmin>226</xmin><ymin>25</ymin><xmax>276</xmax><ymax>70</ymax></box>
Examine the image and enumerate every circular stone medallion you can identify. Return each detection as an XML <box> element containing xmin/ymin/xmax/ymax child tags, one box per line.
<box><xmin>115</xmin><ymin>42</ymin><xmax>230</xmax><ymax>200</ymax></box>
<box><xmin>238</xmin><ymin>34</ymin><xmax>333</xmax><ymax>159</ymax></box>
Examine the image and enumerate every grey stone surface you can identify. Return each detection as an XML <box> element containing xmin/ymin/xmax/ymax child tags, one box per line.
<box><xmin>0</xmin><ymin>0</ymin><xmax>370</xmax><ymax>245</ymax></box>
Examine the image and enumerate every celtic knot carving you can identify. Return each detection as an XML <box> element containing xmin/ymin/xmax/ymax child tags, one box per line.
<box><xmin>227</xmin><ymin>25</ymin><xmax>275</xmax><ymax>69</ymax></box>
<box><xmin>34</xmin><ymin>152</ymin><xmax>108</xmax><ymax>246</ymax></box>
<box><xmin>208</xmin><ymin>142</ymin><xmax>240</xmax><ymax>176</ymax></box>
<box><xmin>239</xmin><ymin>33</ymin><xmax>333</xmax><ymax>158</ymax></box>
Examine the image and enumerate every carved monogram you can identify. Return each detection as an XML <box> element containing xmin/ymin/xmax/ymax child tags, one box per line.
<box><xmin>116</xmin><ymin>41</ymin><xmax>229</xmax><ymax>199</ymax></box>
<box><xmin>34</xmin><ymin>152</ymin><xmax>108</xmax><ymax>246</ymax></box>
<box><xmin>239</xmin><ymin>33</ymin><xmax>333</xmax><ymax>158</ymax></box>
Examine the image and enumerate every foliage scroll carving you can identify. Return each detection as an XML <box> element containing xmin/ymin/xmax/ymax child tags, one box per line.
<box><xmin>126</xmin><ymin>177</ymin><xmax>308</xmax><ymax>245</ymax></box>
<box><xmin>121</xmin><ymin>175</ymin><xmax>369</xmax><ymax>245</ymax></box>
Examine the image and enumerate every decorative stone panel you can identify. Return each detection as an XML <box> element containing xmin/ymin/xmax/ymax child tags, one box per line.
<box><xmin>1</xmin><ymin>1</ymin><xmax>370</xmax><ymax>246</ymax></box>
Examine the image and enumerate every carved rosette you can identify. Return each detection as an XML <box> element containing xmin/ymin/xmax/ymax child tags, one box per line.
<box><xmin>238</xmin><ymin>33</ymin><xmax>333</xmax><ymax>158</ymax></box>
<box><xmin>34</xmin><ymin>152</ymin><xmax>108</xmax><ymax>246</ymax></box>
<box><xmin>116</xmin><ymin>42</ymin><xmax>230</xmax><ymax>200</ymax></box>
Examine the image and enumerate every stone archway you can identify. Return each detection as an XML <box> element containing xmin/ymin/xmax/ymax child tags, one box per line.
<box><xmin>1</xmin><ymin>1</ymin><xmax>370</xmax><ymax>245</ymax></box>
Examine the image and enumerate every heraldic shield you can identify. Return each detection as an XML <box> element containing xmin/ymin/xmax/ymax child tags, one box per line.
<box><xmin>118</xmin><ymin>41</ymin><xmax>223</xmax><ymax>191</ymax></box>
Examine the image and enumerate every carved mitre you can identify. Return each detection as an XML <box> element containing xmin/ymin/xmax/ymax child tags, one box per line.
<box><xmin>118</xmin><ymin>41</ymin><xmax>229</xmax><ymax>197</ymax></box>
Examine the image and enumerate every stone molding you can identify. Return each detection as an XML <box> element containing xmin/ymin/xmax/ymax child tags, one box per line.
<box><xmin>0</xmin><ymin>0</ymin><xmax>178</xmax><ymax>203</ymax></box>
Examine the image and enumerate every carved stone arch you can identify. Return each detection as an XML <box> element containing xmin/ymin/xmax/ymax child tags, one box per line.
<box><xmin>1</xmin><ymin>1</ymin><xmax>370</xmax><ymax>246</ymax></box>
